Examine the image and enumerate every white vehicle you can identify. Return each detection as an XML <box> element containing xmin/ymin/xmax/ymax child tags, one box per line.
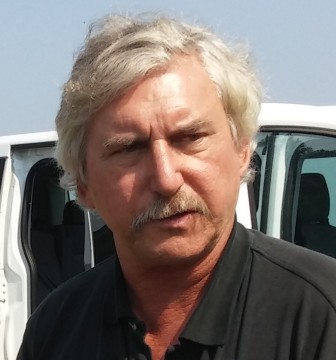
<box><xmin>1</xmin><ymin>103</ymin><xmax>336</xmax><ymax>360</ymax></box>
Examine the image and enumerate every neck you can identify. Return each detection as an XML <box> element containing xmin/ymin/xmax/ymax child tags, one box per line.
<box><xmin>129</xmin><ymin>260</ymin><xmax>213</xmax><ymax>327</ymax></box>
<box><xmin>120</xmin><ymin>235</ymin><xmax>229</xmax><ymax>360</ymax></box>
<box><xmin>126</xmin><ymin>257</ymin><xmax>218</xmax><ymax>360</ymax></box>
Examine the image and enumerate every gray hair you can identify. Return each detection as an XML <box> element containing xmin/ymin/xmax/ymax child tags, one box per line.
<box><xmin>55</xmin><ymin>14</ymin><xmax>262</xmax><ymax>189</ymax></box>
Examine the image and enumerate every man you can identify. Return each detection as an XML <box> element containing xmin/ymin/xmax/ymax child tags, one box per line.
<box><xmin>18</xmin><ymin>14</ymin><xmax>336</xmax><ymax>360</ymax></box>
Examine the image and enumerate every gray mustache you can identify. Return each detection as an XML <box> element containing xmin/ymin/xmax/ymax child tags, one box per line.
<box><xmin>131</xmin><ymin>191</ymin><xmax>211</xmax><ymax>231</ymax></box>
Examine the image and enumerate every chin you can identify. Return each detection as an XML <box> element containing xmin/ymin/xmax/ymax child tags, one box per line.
<box><xmin>134</xmin><ymin>233</ymin><xmax>218</xmax><ymax>267</ymax></box>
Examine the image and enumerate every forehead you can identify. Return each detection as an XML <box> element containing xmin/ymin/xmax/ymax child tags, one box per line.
<box><xmin>91</xmin><ymin>55</ymin><xmax>224</xmax><ymax>132</ymax></box>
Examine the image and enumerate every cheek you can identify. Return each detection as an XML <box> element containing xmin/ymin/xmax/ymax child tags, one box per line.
<box><xmin>189</xmin><ymin>151</ymin><xmax>242</xmax><ymax>210</ymax></box>
<box><xmin>91</xmin><ymin>168</ymin><xmax>145</xmax><ymax>225</ymax></box>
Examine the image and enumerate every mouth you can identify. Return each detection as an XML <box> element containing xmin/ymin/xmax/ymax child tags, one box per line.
<box><xmin>153</xmin><ymin>211</ymin><xmax>197</xmax><ymax>225</ymax></box>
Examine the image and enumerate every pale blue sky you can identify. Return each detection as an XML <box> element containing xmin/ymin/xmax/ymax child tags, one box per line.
<box><xmin>1</xmin><ymin>0</ymin><xmax>336</xmax><ymax>135</ymax></box>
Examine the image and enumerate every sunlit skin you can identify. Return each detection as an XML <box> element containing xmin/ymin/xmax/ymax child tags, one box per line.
<box><xmin>78</xmin><ymin>55</ymin><xmax>251</xmax><ymax>359</ymax></box>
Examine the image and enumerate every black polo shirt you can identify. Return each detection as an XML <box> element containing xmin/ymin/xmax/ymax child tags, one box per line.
<box><xmin>18</xmin><ymin>223</ymin><xmax>336</xmax><ymax>359</ymax></box>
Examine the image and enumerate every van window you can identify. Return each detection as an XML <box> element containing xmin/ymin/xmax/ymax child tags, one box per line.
<box><xmin>254</xmin><ymin>130</ymin><xmax>336</xmax><ymax>259</ymax></box>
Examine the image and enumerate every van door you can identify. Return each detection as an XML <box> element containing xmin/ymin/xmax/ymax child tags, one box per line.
<box><xmin>253</xmin><ymin>128</ymin><xmax>336</xmax><ymax>259</ymax></box>
<box><xmin>0</xmin><ymin>143</ymin><xmax>28</xmax><ymax>360</ymax></box>
<box><xmin>0</xmin><ymin>144</ymin><xmax>9</xmax><ymax>360</ymax></box>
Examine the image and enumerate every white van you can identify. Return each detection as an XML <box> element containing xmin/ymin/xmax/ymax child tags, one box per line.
<box><xmin>1</xmin><ymin>103</ymin><xmax>336</xmax><ymax>360</ymax></box>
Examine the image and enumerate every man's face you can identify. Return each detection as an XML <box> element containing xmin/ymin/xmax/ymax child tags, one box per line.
<box><xmin>78</xmin><ymin>55</ymin><xmax>250</xmax><ymax>268</ymax></box>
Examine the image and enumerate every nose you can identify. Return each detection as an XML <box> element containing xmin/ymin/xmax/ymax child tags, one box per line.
<box><xmin>148</xmin><ymin>141</ymin><xmax>184</xmax><ymax>197</ymax></box>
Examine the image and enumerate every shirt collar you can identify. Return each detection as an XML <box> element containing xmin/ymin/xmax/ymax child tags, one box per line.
<box><xmin>180</xmin><ymin>222</ymin><xmax>251</xmax><ymax>346</ymax></box>
<box><xmin>104</xmin><ymin>256</ymin><xmax>135</xmax><ymax>325</ymax></box>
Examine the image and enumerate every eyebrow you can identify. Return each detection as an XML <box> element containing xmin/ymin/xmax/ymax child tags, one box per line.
<box><xmin>103</xmin><ymin>136</ymin><xmax>135</xmax><ymax>148</ymax></box>
<box><xmin>172</xmin><ymin>118</ymin><xmax>212</xmax><ymax>134</ymax></box>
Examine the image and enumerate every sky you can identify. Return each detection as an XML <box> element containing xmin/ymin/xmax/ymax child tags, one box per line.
<box><xmin>1</xmin><ymin>0</ymin><xmax>336</xmax><ymax>136</ymax></box>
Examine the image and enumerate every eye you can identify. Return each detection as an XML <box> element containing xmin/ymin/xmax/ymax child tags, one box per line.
<box><xmin>120</xmin><ymin>143</ymin><xmax>141</xmax><ymax>153</ymax></box>
<box><xmin>102</xmin><ymin>141</ymin><xmax>145</xmax><ymax>159</ymax></box>
<box><xmin>185</xmin><ymin>133</ymin><xmax>205</xmax><ymax>142</ymax></box>
<box><xmin>113</xmin><ymin>140</ymin><xmax>149</xmax><ymax>157</ymax></box>
<box><xmin>170</xmin><ymin>132</ymin><xmax>208</xmax><ymax>153</ymax></box>
<box><xmin>176</xmin><ymin>132</ymin><xmax>207</xmax><ymax>145</ymax></box>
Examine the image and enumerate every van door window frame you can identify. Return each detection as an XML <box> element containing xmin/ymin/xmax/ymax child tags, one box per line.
<box><xmin>0</xmin><ymin>157</ymin><xmax>5</xmax><ymax>196</ymax></box>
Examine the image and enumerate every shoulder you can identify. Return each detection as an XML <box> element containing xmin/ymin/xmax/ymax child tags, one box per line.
<box><xmin>26</xmin><ymin>255</ymin><xmax>116</xmax><ymax>336</ymax></box>
<box><xmin>39</xmin><ymin>255</ymin><xmax>116</xmax><ymax>307</ymax></box>
<box><xmin>18</xmin><ymin>256</ymin><xmax>119</xmax><ymax>359</ymax></box>
<box><xmin>239</xmin><ymin>224</ymin><xmax>336</xmax><ymax>310</ymax></box>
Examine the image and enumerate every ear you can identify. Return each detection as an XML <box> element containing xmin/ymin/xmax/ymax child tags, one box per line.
<box><xmin>77</xmin><ymin>182</ymin><xmax>96</xmax><ymax>209</ymax></box>
<box><xmin>238</xmin><ymin>141</ymin><xmax>251</xmax><ymax>177</ymax></box>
